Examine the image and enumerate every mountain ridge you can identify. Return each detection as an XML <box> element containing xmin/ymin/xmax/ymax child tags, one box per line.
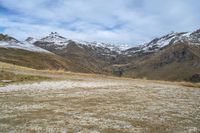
<box><xmin>0</xmin><ymin>28</ymin><xmax>200</xmax><ymax>82</ymax></box>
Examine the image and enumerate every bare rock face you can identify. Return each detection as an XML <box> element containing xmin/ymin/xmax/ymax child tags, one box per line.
<box><xmin>0</xmin><ymin>34</ymin><xmax>19</xmax><ymax>42</ymax></box>
<box><xmin>155</xmin><ymin>46</ymin><xmax>195</xmax><ymax>68</ymax></box>
<box><xmin>190</xmin><ymin>29</ymin><xmax>200</xmax><ymax>43</ymax></box>
<box><xmin>189</xmin><ymin>73</ymin><xmax>200</xmax><ymax>82</ymax></box>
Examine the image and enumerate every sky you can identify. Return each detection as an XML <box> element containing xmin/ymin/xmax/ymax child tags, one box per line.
<box><xmin>0</xmin><ymin>0</ymin><xmax>200</xmax><ymax>46</ymax></box>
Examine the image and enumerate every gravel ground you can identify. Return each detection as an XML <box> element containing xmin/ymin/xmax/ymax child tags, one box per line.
<box><xmin>0</xmin><ymin>78</ymin><xmax>199</xmax><ymax>133</ymax></box>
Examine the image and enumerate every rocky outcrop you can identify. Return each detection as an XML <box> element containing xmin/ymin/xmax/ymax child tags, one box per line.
<box><xmin>189</xmin><ymin>73</ymin><xmax>200</xmax><ymax>82</ymax></box>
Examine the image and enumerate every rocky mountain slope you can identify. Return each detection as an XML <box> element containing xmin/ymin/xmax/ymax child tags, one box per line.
<box><xmin>121</xmin><ymin>42</ymin><xmax>200</xmax><ymax>81</ymax></box>
<box><xmin>120</xmin><ymin>29</ymin><xmax>200</xmax><ymax>81</ymax></box>
<box><xmin>32</xmin><ymin>32</ymin><xmax>123</xmax><ymax>73</ymax></box>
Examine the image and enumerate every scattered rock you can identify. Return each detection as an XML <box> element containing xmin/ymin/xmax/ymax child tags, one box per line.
<box><xmin>189</xmin><ymin>73</ymin><xmax>200</xmax><ymax>82</ymax></box>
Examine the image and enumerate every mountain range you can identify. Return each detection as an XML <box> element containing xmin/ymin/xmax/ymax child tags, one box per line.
<box><xmin>0</xmin><ymin>29</ymin><xmax>200</xmax><ymax>82</ymax></box>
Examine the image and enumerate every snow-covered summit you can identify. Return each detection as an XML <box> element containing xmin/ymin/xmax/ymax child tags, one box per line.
<box><xmin>25</xmin><ymin>37</ymin><xmax>38</xmax><ymax>44</ymax></box>
<box><xmin>0</xmin><ymin>34</ymin><xmax>49</xmax><ymax>52</ymax></box>
<box><xmin>39</xmin><ymin>32</ymin><xmax>70</xmax><ymax>45</ymax></box>
<box><xmin>141</xmin><ymin>32</ymin><xmax>188</xmax><ymax>51</ymax></box>
<box><xmin>31</xmin><ymin>32</ymin><xmax>130</xmax><ymax>52</ymax></box>
<box><xmin>74</xmin><ymin>40</ymin><xmax>129</xmax><ymax>52</ymax></box>
<box><xmin>0</xmin><ymin>41</ymin><xmax>49</xmax><ymax>52</ymax></box>
<box><xmin>124</xmin><ymin>29</ymin><xmax>200</xmax><ymax>55</ymax></box>
<box><xmin>189</xmin><ymin>29</ymin><xmax>200</xmax><ymax>43</ymax></box>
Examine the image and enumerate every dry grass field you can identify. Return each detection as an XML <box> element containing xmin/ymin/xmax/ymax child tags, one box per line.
<box><xmin>0</xmin><ymin>62</ymin><xmax>199</xmax><ymax>133</ymax></box>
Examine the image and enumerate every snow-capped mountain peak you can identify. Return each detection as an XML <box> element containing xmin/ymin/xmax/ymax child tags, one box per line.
<box><xmin>49</xmin><ymin>32</ymin><xmax>60</xmax><ymax>37</ymax></box>
<box><xmin>40</xmin><ymin>32</ymin><xmax>70</xmax><ymax>45</ymax></box>
<box><xmin>73</xmin><ymin>40</ymin><xmax>129</xmax><ymax>52</ymax></box>
<box><xmin>32</xmin><ymin>32</ymin><xmax>130</xmax><ymax>52</ymax></box>
<box><xmin>0</xmin><ymin>34</ymin><xmax>49</xmax><ymax>52</ymax></box>
<box><xmin>124</xmin><ymin>29</ymin><xmax>200</xmax><ymax>55</ymax></box>
<box><xmin>25</xmin><ymin>37</ymin><xmax>38</xmax><ymax>44</ymax></box>
<box><xmin>146</xmin><ymin>31</ymin><xmax>188</xmax><ymax>49</ymax></box>
<box><xmin>189</xmin><ymin>29</ymin><xmax>200</xmax><ymax>43</ymax></box>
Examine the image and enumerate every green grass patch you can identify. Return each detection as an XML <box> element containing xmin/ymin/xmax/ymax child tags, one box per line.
<box><xmin>0</xmin><ymin>82</ymin><xmax>6</xmax><ymax>87</ymax></box>
<box><xmin>0</xmin><ymin>70</ymin><xmax>50</xmax><ymax>85</ymax></box>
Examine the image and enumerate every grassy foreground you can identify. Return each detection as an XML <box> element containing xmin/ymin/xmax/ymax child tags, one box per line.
<box><xmin>0</xmin><ymin>62</ymin><xmax>51</xmax><ymax>86</ymax></box>
<box><xmin>0</xmin><ymin>70</ymin><xmax>50</xmax><ymax>84</ymax></box>
<box><xmin>0</xmin><ymin>61</ymin><xmax>199</xmax><ymax>132</ymax></box>
<box><xmin>0</xmin><ymin>73</ymin><xmax>199</xmax><ymax>132</ymax></box>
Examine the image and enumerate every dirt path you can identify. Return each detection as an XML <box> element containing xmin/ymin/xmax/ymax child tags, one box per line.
<box><xmin>0</xmin><ymin>78</ymin><xmax>200</xmax><ymax>133</ymax></box>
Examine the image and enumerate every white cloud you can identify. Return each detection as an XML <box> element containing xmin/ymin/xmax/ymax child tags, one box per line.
<box><xmin>0</xmin><ymin>0</ymin><xmax>199</xmax><ymax>46</ymax></box>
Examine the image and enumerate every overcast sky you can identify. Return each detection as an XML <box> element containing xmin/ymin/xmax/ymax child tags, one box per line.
<box><xmin>0</xmin><ymin>0</ymin><xmax>200</xmax><ymax>46</ymax></box>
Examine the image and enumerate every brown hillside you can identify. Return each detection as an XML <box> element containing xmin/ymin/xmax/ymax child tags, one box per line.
<box><xmin>122</xmin><ymin>43</ymin><xmax>200</xmax><ymax>81</ymax></box>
